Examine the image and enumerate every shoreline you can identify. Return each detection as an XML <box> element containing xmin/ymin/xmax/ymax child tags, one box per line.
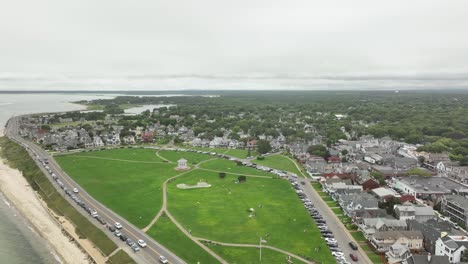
<box><xmin>0</xmin><ymin>129</ymin><xmax>98</xmax><ymax>264</ymax></box>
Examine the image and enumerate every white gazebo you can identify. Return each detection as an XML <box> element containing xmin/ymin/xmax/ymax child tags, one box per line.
<box><xmin>177</xmin><ymin>158</ymin><xmax>189</xmax><ymax>170</ymax></box>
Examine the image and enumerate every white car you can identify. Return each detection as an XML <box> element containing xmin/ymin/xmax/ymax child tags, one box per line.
<box><xmin>114</xmin><ymin>222</ymin><xmax>123</xmax><ymax>229</ymax></box>
<box><xmin>137</xmin><ymin>239</ymin><xmax>147</xmax><ymax>248</ymax></box>
<box><xmin>159</xmin><ymin>255</ymin><xmax>169</xmax><ymax>264</ymax></box>
<box><xmin>73</xmin><ymin>188</ymin><xmax>79</xmax><ymax>193</ymax></box>
<box><xmin>332</xmin><ymin>252</ymin><xmax>345</xmax><ymax>257</ymax></box>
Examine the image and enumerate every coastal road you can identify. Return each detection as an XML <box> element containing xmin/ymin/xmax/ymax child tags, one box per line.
<box><xmin>297</xmin><ymin>177</ymin><xmax>372</xmax><ymax>264</ymax></box>
<box><xmin>5</xmin><ymin>116</ymin><xmax>185</xmax><ymax>264</ymax></box>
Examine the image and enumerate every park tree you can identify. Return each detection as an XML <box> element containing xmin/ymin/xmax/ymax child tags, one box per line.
<box><xmin>417</xmin><ymin>156</ymin><xmax>425</xmax><ymax>164</ymax></box>
<box><xmin>257</xmin><ymin>140</ymin><xmax>272</xmax><ymax>154</ymax></box>
<box><xmin>307</xmin><ymin>145</ymin><xmax>330</xmax><ymax>159</ymax></box>
<box><xmin>238</xmin><ymin>175</ymin><xmax>247</xmax><ymax>182</ymax></box>
<box><xmin>219</xmin><ymin>172</ymin><xmax>226</xmax><ymax>179</ymax></box>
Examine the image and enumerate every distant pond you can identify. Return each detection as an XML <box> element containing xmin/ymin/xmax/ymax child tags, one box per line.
<box><xmin>124</xmin><ymin>104</ymin><xmax>176</xmax><ymax>115</ymax></box>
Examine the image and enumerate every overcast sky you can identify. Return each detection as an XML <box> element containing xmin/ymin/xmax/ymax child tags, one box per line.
<box><xmin>1</xmin><ymin>0</ymin><xmax>468</xmax><ymax>90</ymax></box>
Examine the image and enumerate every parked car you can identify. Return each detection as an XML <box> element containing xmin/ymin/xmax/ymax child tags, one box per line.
<box><xmin>131</xmin><ymin>244</ymin><xmax>140</xmax><ymax>252</ymax></box>
<box><xmin>120</xmin><ymin>234</ymin><xmax>128</xmax><ymax>241</ymax></box>
<box><xmin>349</xmin><ymin>242</ymin><xmax>358</xmax><ymax>250</ymax></box>
<box><xmin>126</xmin><ymin>238</ymin><xmax>134</xmax><ymax>246</ymax></box>
<box><xmin>114</xmin><ymin>230</ymin><xmax>122</xmax><ymax>237</ymax></box>
<box><xmin>350</xmin><ymin>253</ymin><xmax>358</xmax><ymax>261</ymax></box>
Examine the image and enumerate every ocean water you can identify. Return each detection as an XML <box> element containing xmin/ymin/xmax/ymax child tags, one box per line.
<box><xmin>0</xmin><ymin>93</ymin><xmax>116</xmax><ymax>264</ymax></box>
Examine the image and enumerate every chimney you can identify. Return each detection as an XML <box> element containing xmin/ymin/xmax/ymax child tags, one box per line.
<box><xmin>427</xmin><ymin>253</ymin><xmax>431</xmax><ymax>262</ymax></box>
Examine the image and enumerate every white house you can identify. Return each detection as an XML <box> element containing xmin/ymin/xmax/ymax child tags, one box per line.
<box><xmin>435</xmin><ymin>235</ymin><xmax>468</xmax><ymax>263</ymax></box>
<box><xmin>93</xmin><ymin>136</ymin><xmax>105</xmax><ymax>147</ymax></box>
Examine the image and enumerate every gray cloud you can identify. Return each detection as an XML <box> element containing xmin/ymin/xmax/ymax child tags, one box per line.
<box><xmin>0</xmin><ymin>0</ymin><xmax>467</xmax><ymax>90</ymax></box>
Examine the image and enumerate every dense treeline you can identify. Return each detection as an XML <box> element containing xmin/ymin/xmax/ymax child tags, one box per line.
<box><xmin>79</xmin><ymin>91</ymin><xmax>468</xmax><ymax>159</ymax></box>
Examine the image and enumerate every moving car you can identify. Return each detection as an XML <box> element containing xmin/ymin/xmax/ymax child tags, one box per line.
<box><xmin>159</xmin><ymin>255</ymin><xmax>169</xmax><ymax>264</ymax></box>
<box><xmin>350</xmin><ymin>253</ymin><xmax>358</xmax><ymax>262</ymax></box>
<box><xmin>114</xmin><ymin>222</ymin><xmax>123</xmax><ymax>229</ymax></box>
<box><xmin>349</xmin><ymin>242</ymin><xmax>358</xmax><ymax>250</ymax></box>
<box><xmin>73</xmin><ymin>188</ymin><xmax>79</xmax><ymax>193</ymax></box>
<box><xmin>137</xmin><ymin>239</ymin><xmax>147</xmax><ymax>248</ymax></box>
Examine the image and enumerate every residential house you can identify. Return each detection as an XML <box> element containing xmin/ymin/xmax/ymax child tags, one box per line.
<box><xmin>408</xmin><ymin>219</ymin><xmax>453</xmax><ymax>254</ymax></box>
<box><xmin>123</xmin><ymin>135</ymin><xmax>136</xmax><ymax>145</ymax></box>
<box><xmin>386</xmin><ymin>244</ymin><xmax>412</xmax><ymax>264</ymax></box>
<box><xmin>93</xmin><ymin>136</ymin><xmax>104</xmax><ymax>147</ymax></box>
<box><xmin>405</xmin><ymin>254</ymin><xmax>450</xmax><ymax>264</ymax></box>
<box><xmin>247</xmin><ymin>140</ymin><xmax>257</xmax><ymax>149</ymax></box>
<box><xmin>372</xmin><ymin>187</ymin><xmax>402</xmax><ymax>201</ymax></box>
<box><xmin>362</xmin><ymin>178</ymin><xmax>381</xmax><ymax>191</ymax></box>
<box><xmin>435</xmin><ymin>235</ymin><xmax>468</xmax><ymax>263</ymax></box>
<box><xmin>360</xmin><ymin>218</ymin><xmax>408</xmax><ymax>238</ymax></box>
<box><xmin>395</xmin><ymin>202</ymin><xmax>435</xmax><ymax>223</ymax></box>
<box><xmin>371</xmin><ymin>230</ymin><xmax>423</xmax><ymax>252</ymax></box>
<box><xmin>338</xmin><ymin>192</ymin><xmax>378</xmax><ymax>217</ymax></box>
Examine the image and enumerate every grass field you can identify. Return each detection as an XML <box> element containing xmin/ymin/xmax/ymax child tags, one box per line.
<box><xmin>253</xmin><ymin>155</ymin><xmax>302</xmax><ymax>176</ymax></box>
<box><xmin>199</xmin><ymin>159</ymin><xmax>274</xmax><ymax>177</ymax></box>
<box><xmin>56</xmin><ymin>149</ymin><xmax>182</xmax><ymax>228</ymax></box>
<box><xmin>56</xmin><ymin>148</ymin><xmax>333</xmax><ymax>262</ymax></box>
<box><xmin>208</xmin><ymin>245</ymin><xmax>306</xmax><ymax>264</ymax></box>
<box><xmin>158</xmin><ymin>150</ymin><xmax>214</xmax><ymax>164</ymax></box>
<box><xmin>63</xmin><ymin>148</ymin><xmax>165</xmax><ymax>162</ymax></box>
<box><xmin>106</xmin><ymin>250</ymin><xmax>136</xmax><ymax>264</ymax></box>
<box><xmin>167</xmin><ymin>170</ymin><xmax>334</xmax><ymax>263</ymax></box>
<box><xmin>146</xmin><ymin>215</ymin><xmax>220</xmax><ymax>264</ymax></box>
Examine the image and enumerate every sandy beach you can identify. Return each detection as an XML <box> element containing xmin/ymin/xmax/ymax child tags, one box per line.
<box><xmin>0</xmin><ymin>129</ymin><xmax>95</xmax><ymax>264</ymax></box>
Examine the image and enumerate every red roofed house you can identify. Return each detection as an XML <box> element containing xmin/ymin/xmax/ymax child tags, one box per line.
<box><xmin>399</xmin><ymin>195</ymin><xmax>416</xmax><ymax>203</ymax></box>
<box><xmin>361</xmin><ymin>179</ymin><xmax>380</xmax><ymax>191</ymax></box>
<box><xmin>322</xmin><ymin>173</ymin><xmax>351</xmax><ymax>180</ymax></box>
<box><xmin>141</xmin><ymin>132</ymin><xmax>154</xmax><ymax>143</ymax></box>
<box><xmin>247</xmin><ymin>139</ymin><xmax>257</xmax><ymax>149</ymax></box>
<box><xmin>328</xmin><ymin>155</ymin><xmax>341</xmax><ymax>164</ymax></box>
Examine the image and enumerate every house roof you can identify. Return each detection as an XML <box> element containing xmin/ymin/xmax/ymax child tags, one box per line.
<box><xmin>373</xmin><ymin>230</ymin><xmax>423</xmax><ymax>240</ymax></box>
<box><xmin>407</xmin><ymin>255</ymin><xmax>450</xmax><ymax>264</ymax></box>
<box><xmin>372</xmin><ymin>187</ymin><xmax>401</xmax><ymax>198</ymax></box>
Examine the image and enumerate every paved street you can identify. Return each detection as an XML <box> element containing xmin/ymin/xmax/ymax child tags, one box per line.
<box><xmin>5</xmin><ymin>116</ymin><xmax>185</xmax><ymax>264</ymax></box>
<box><xmin>296</xmin><ymin>177</ymin><xmax>373</xmax><ymax>264</ymax></box>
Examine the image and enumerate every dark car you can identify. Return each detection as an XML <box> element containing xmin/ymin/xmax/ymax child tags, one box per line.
<box><xmin>350</xmin><ymin>253</ymin><xmax>358</xmax><ymax>261</ymax></box>
<box><xmin>108</xmin><ymin>226</ymin><xmax>116</xmax><ymax>232</ymax></box>
<box><xmin>320</xmin><ymin>230</ymin><xmax>332</xmax><ymax>234</ymax></box>
<box><xmin>120</xmin><ymin>234</ymin><xmax>128</xmax><ymax>241</ymax></box>
<box><xmin>349</xmin><ymin>242</ymin><xmax>358</xmax><ymax>250</ymax></box>
<box><xmin>316</xmin><ymin>220</ymin><xmax>326</xmax><ymax>224</ymax></box>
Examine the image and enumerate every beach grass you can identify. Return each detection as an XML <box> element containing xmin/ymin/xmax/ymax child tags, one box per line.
<box><xmin>0</xmin><ymin>137</ymin><xmax>118</xmax><ymax>256</ymax></box>
<box><xmin>106</xmin><ymin>250</ymin><xmax>136</xmax><ymax>264</ymax></box>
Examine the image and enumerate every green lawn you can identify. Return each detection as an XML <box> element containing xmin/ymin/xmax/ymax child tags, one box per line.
<box><xmin>351</xmin><ymin>231</ymin><xmax>367</xmax><ymax>242</ymax></box>
<box><xmin>224</xmin><ymin>149</ymin><xmax>249</xmax><ymax>159</ymax></box>
<box><xmin>332</xmin><ymin>208</ymin><xmax>343</xmax><ymax>215</ymax></box>
<box><xmin>311</xmin><ymin>182</ymin><xmax>322</xmax><ymax>191</ymax></box>
<box><xmin>158</xmin><ymin>150</ymin><xmax>215</xmax><ymax>164</ymax></box>
<box><xmin>167</xmin><ymin>170</ymin><xmax>334</xmax><ymax>263</ymax></box>
<box><xmin>253</xmin><ymin>155</ymin><xmax>302</xmax><ymax>176</ymax></box>
<box><xmin>208</xmin><ymin>245</ymin><xmax>307</xmax><ymax>264</ymax></box>
<box><xmin>199</xmin><ymin>159</ymin><xmax>274</xmax><ymax>177</ymax></box>
<box><xmin>55</xmin><ymin>149</ymin><xmax>182</xmax><ymax>228</ymax></box>
<box><xmin>63</xmin><ymin>148</ymin><xmax>165</xmax><ymax>162</ymax></box>
<box><xmin>146</xmin><ymin>215</ymin><xmax>219</xmax><ymax>264</ymax></box>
